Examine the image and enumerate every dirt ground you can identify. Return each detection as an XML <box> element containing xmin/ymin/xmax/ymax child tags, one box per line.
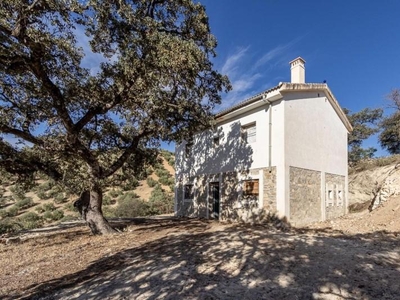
<box><xmin>1</xmin><ymin>198</ymin><xmax>400</xmax><ymax>300</ymax></box>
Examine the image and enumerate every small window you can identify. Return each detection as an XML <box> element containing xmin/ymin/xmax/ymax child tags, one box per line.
<box><xmin>184</xmin><ymin>184</ymin><xmax>194</xmax><ymax>200</ymax></box>
<box><xmin>243</xmin><ymin>179</ymin><xmax>259</xmax><ymax>196</ymax></box>
<box><xmin>185</xmin><ymin>140</ymin><xmax>193</xmax><ymax>158</ymax></box>
<box><xmin>213</xmin><ymin>136</ymin><xmax>220</xmax><ymax>147</ymax></box>
<box><xmin>241</xmin><ymin>123</ymin><xmax>256</xmax><ymax>143</ymax></box>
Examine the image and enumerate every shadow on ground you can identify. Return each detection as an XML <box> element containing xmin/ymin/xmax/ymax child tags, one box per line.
<box><xmin>11</xmin><ymin>219</ymin><xmax>400</xmax><ymax>300</ymax></box>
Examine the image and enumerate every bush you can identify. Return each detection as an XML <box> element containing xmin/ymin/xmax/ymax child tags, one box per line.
<box><xmin>108</xmin><ymin>189</ymin><xmax>120</xmax><ymax>198</ymax></box>
<box><xmin>114</xmin><ymin>197</ymin><xmax>149</xmax><ymax>218</ymax></box>
<box><xmin>103</xmin><ymin>195</ymin><xmax>115</xmax><ymax>206</ymax></box>
<box><xmin>37</xmin><ymin>191</ymin><xmax>51</xmax><ymax>200</ymax></box>
<box><xmin>146</xmin><ymin>177</ymin><xmax>157</xmax><ymax>188</ymax></box>
<box><xmin>14</xmin><ymin>197</ymin><xmax>34</xmax><ymax>210</ymax></box>
<box><xmin>38</xmin><ymin>181</ymin><xmax>54</xmax><ymax>192</ymax></box>
<box><xmin>122</xmin><ymin>178</ymin><xmax>139</xmax><ymax>191</ymax></box>
<box><xmin>158</xmin><ymin>175</ymin><xmax>174</xmax><ymax>186</ymax></box>
<box><xmin>7</xmin><ymin>206</ymin><xmax>19</xmax><ymax>217</ymax></box>
<box><xmin>117</xmin><ymin>191</ymin><xmax>140</xmax><ymax>203</ymax></box>
<box><xmin>18</xmin><ymin>212</ymin><xmax>43</xmax><ymax>230</ymax></box>
<box><xmin>0</xmin><ymin>218</ymin><xmax>23</xmax><ymax>234</ymax></box>
<box><xmin>0</xmin><ymin>208</ymin><xmax>9</xmax><ymax>218</ymax></box>
<box><xmin>54</xmin><ymin>193</ymin><xmax>67</xmax><ymax>204</ymax></box>
<box><xmin>148</xmin><ymin>185</ymin><xmax>174</xmax><ymax>215</ymax></box>
<box><xmin>43</xmin><ymin>210</ymin><xmax>64</xmax><ymax>221</ymax></box>
<box><xmin>64</xmin><ymin>202</ymin><xmax>76</xmax><ymax>212</ymax></box>
<box><xmin>43</xmin><ymin>203</ymin><xmax>56</xmax><ymax>212</ymax></box>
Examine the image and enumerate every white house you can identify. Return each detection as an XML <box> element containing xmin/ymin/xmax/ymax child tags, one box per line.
<box><xmin>174</xmin><ymin>57</ymin><xmax>352</xmax><ymax>226</ymax></box>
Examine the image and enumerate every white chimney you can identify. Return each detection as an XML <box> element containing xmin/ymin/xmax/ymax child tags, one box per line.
<box><xmin>290</xmin><ymin>57</ymin><xmax>306</xmax><ymax>83</ymax></box>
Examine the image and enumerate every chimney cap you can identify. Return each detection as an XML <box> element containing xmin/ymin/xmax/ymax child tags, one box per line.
<box><xmin>289</xmin><ymin>57</ymin><xmax>306</xmax><ymax>66</ymax></box>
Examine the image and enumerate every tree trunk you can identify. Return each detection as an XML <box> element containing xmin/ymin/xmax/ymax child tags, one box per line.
<box><xmin>74</xmin><ymin>186</ymin><xmax>117</xmax><ymax>235</ymax></box>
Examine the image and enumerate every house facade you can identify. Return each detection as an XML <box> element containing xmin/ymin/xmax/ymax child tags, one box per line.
<box><xmin>174</xmin><ymin>57</ymin><xmax>352</xmax><ymax>226</ymax></box>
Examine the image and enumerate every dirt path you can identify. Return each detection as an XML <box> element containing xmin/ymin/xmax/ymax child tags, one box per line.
<box><xmin>1</xmin><ymin>216</ymin><xmax>400</xmax><ymax>300</ymax></box>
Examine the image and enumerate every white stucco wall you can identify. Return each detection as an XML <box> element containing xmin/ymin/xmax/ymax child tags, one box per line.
<box><xmin>175</xmin><ymin>104</ymin><xmax>281</xmax><ymax>180</ymax></box>
<box><xmin>283</xmin><ymin>91</ymin><xmax>348</xmax><ymax>175</ymax></box>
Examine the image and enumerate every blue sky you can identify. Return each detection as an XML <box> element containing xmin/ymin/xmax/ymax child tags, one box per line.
<box><xmin>192</xmin><ymin>0</ymin><xmax>400</xmax><ymax>156</ymax></box>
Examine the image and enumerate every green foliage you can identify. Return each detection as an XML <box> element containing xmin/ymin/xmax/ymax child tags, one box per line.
<box><xmin>0</xmin><ymin>218</ymin><xmax>23</xmax><ymax>234</ymax></box>
<box><xmin>38</xmin><ymin>181</ymin><xmax>54</xmax><ymax>192</ymax></box>
<box><xmin>103</xmin><ymin>195</ymin><xmax>116</xmax><ymax>206</ymax></box>
<box><xmin>108</xmin><ymin>189</ymin><xmax>121</xmax><ymax>198</ymax></box>
<box><xmin>379</xmin><ymin>112</ymin><xmax>400</xmax><ymax>155</ymax></box>
<box><xmin>344</xmin><ymin>108</ymin><xmax>383</xmax><ymax>165</ymax></box>
<box><xmin>148</xmin><ymin>185</ymin><xmax>174</xmax><ymax>215</ymax></box>
<box><xmin>14</xmin><ymin>197</ymin><xmax>34</xmax><ymax>210</ymax></box>
<box><xmin>146</xmin><ymin>177</ymin><xmax>158</xmax><ymax>188</ymax></box>
<box><xmin>53</xmin><ymin>193</ymin><xmax>68</xmax><ymax>204</ymax></box>
<box><xmin>37</xmin><ymin>191</ymin><xmax>51</xmax><ymax>200</ymax></box>
<box><xmin>18</xmin><ymin>212</ymin><xmax>43</xmax><ymax>230</ymax></box>
<box><xmin>6</xmin><ymin>206</ymin><xmax>19</xmax><ymax>217</ymax></box>
<box><xmin>114</xmin><ymin>198</ymin><xmax>150</xmax><ymax>218</ymax></box>
<box><xmin>117</xmin><ymin>191</ymin><xmax>140</xmax><ymax>203</ymax></box>
<box><xmin>43</xmin><ymin>210</ymin><xmax>64</xmax><ymax>221</ymax></box>
<box><xmin>64</xmin><ymin>202</ymin><xmax>76</xmax><ymax>212</ymax></box>
<box><xmin>122</xmin><ymin>178</ymin><xmax>139</xmax><ymax>191</ymax></box>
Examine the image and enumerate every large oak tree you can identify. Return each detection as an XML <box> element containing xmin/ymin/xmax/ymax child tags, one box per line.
<box><xmin>0</xmin><ymin>0</ymin><xmax>230</xmax><ymax>234</ymax></box>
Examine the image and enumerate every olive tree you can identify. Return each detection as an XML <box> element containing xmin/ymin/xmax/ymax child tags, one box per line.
<box><xmin>0</xmin><ymin>0</ymin><xmax>230</xmax><ymax>234</ymax></box>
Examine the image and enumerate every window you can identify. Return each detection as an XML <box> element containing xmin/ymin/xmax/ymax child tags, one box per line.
<box><xmin>243</xmin><ymin>179</ymin><xmax>259</xmax><ymax>196</ymax></box>
<box><xmin>184</xmin><ymin>184</ymin><xmax>194</xmax><ymax>201</ymax></box>
<box><xmin>213</xmin><ymin>136</ymin><xmax>220</xmax><ymax>147</ymax></box>
<box><xmin>185</xmin><ymin>139</ymin><xmax>193</xmax><ymax>158</ymax></box>
<box><xmin>241</xmin><ymin>123</ymin><xmax>256</xmax><ymax>143</ymax></box>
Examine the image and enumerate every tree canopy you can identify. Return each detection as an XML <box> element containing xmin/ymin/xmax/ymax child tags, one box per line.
<box><xmin>0</xmin><ymin>0</ymin><xmax>230</xmax><ymax>234</ymax></box>
<box><xmin>344</xmin><ymin>107</ymin><xmax>383</xmax><ymax>165</ymax></box>
<box><xmin>379</xmin><ymin>89</ymin><xmax>400</xmax><ymax>154</ymax></box>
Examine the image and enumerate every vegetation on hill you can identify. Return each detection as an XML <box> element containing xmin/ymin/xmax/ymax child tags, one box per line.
<box><xmin>0</xmin><ymin>152</ymin><xmax>175</xmax><ymax>235</ymax></box>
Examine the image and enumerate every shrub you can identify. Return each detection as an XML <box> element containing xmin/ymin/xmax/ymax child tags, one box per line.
<box><xmin>122</xmin><ymin>178</ymin><xmax>139</xmax><ymax>191</ymax></box>
<box><xmin>14</xmin><ymin>197</ymin><xmax>34</xmax><ymax>210</ymax></box>
<box><xmin>148</xmin><ymin>185</ymin><xmax>174</xmax><ymax>215</ymax></box>
<box><xmin>37</xmin><ymin>191</ymin><xmax>51</xmax><ymax>200</ymax></box>
<box><xmin>54</xmin><ymin>193</ymin><xmax>67</xmax><ymax>204</ymax></box>
<box><xmin>0</xmin><ymin>218</ymin><xmax>23</xmax><ymax>234</ymax></box>
<box><xmin>7</xmin><ymin>206</ymin><xmax>19</xmax><ymax>217</ymax></box>
<box><xmin>38</xmin><ymin>181</ymin><xmax>54</xmax><ymax>192</ymax></box>
<box><xmin>155</xmin><ymin>167</ymin><xmax>169</xmax><ymax>178</ymax></box>
<box><xmin>64</xmin><ymin>202</ymin><xmax>75</xmax><ymax>212</ymax></box>
<box><xmin>18</xmin><ymin>212</ymin><xmax>43</xmax><ymax>230</ymax></box>
<box><xmin>158</xmin><ymin>175</ymin><xmax>174</xmax><ymax>186</ymax></box>
<box><xmin>146</xmin><ymin>177</ymin><xmax>157</xmax><ymax>188</ymax></box>
<box><xmin>103</xmin><ymin>195</ymin><xmax>115</xmax><ymax>206</ymax></box>
<box><xmin>114</xmin><ymin>197</ymin><xmax>149</xmax><ymax>218</ymax></box>
<box><xmin>0</xmin><ymin>208</ymin><xmax>9</xmax><ymax>218</ymax></box>
<box><xmin>43</xmin><ymin>203</ymin><xmax>56</xmax><ymax>212</ymax></box>
<box><xmin>50</xmin><ymin>210</ymin><xmax>64</xmax><ymax>221</ymax></box>
<box><xmin>108</xmin><ymin>189</ymin><xmax>120</xmax><ymax>198</ymax></box>
<box><xmin>117</xmin><ymin>191</ymin><xmax>140</xmax><ymax>203</ymax></box>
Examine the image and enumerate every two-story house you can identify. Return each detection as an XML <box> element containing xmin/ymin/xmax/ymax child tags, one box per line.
<box><xmin>174</xmin><ymin>57</ymin><xmax>352</xmax><ymax>226</ymax></box>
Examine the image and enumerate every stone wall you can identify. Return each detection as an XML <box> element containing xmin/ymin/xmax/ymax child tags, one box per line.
<box><xmin>263</xmin><ymin>167</ymin><xmax>277</xmax><ymax>213</ymax></box>
<box><xmin>289</xmin><ymin>167</ymin><xmax>321</xmax><ymax>226</ymax></box>
<box><xmin>325</xmin><ymin>173</ymin><xmax>346</xmax><ymax>220</ymax></box>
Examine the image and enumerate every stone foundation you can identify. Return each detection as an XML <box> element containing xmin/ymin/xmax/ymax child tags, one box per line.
<box><xmin>289</xmin><ymin>167</ymin><xmax>321</xmax><ymax>226</ymax></box>
<box><xmin>263</xmin><ymin>167</ymin><xmax>277</xmax><ymax>213</ymax></box>
<box><xmin>325</xmin><ymin>173</ymin><xmax>346</xmax><ymax>220</ymax></box>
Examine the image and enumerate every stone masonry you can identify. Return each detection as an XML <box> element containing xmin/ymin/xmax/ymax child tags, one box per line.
<box><xmin>325</xmin><ymin>173</ymin><xmax>346</xmax><ymax>220</ymax></box>
<box><xmin>290</xmin><ymin>166</ymin><xmax>321</xmax><ymax>226</ymax></box>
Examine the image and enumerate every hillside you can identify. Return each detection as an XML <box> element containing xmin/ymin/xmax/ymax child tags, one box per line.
<box><xmin>1</xmin><ymin>156</ymin><xmax>400</xmax><ymax>299</ymax></box>
<box><xmin>0</xmin><ymin>150</ymin><xmax>175</xmax><ymax>234</ymax></box>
